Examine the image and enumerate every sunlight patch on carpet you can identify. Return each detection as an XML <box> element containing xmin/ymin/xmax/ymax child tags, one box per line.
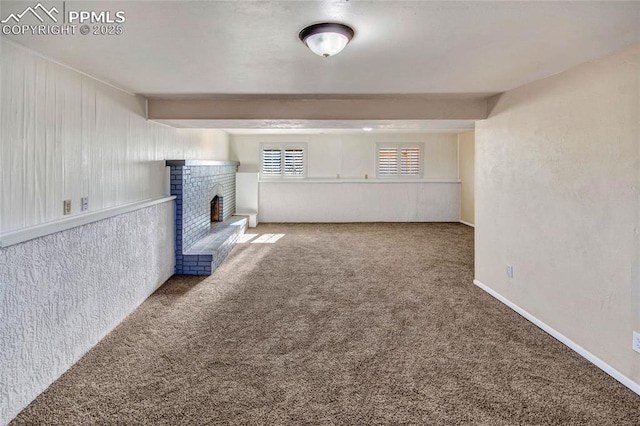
<box><xmin>237</xmin><ymin>233</ymin><xmax>258</xmax><ymax>243</ymax></box>
<box><xmin>250</xmin><ymin>234</ymin><xmax>285</xmax><ymax>244</ymax></box>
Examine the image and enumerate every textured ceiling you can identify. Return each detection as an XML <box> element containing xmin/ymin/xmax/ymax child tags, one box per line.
<box><xmin>4</xmin><ymin>1</ymin><xmax>639</xmax><ymax>95</ymax></box>
<box><xmin>2</xmin><ymin>0</ymin><xmax>639</xmax><ymax>131</ymax></box>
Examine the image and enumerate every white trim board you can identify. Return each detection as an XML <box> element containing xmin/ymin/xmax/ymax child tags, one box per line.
<box><xmin>0</xmin><ymin>196</ymin><xmax>176</xmax><ymax>248</ymax></box>
<box><xmin>259</xmin><ymin>179</ymin><xmax>461</xmax><ymax>184</ymax></box>
<box><xmin>473</xmin><ymin>279</ymin><xmax>640</xmax><ymax>397</ymax></box>
<box><xmin>459</xmin><ymin>220</ymin><xmax>475</xmax><ymax>228</ymax></box>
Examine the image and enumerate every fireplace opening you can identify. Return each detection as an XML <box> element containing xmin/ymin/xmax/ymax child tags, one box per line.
<box><xmin>211</xmin><ymin>195</ymin><xmax>223</xmax><ymax>223</ymax></box>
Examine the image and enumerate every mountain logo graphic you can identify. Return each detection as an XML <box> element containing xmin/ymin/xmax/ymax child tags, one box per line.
<box><xmin>1</xmin><ymin>3</ymin><xmax>59</xmax><ymax>24</ymax></box>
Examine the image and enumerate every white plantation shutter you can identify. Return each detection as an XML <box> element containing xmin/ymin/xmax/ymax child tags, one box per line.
<box><xmin>261</xmin><ymin>145</ymin><xmax>306</xmax><ymax>177</ymax></box>
<box><xmin>262</xmin><ymin>149</ymin><xmax>282</xmax><ymax>175</ymax></box>
<box><xmin>400</xmin><ymin>147</ymin><xmax>421</xmax><ymax>176</ymax></box>
<box><xmin>377</xmin><ymin>144</ymin><xmax>422</xmax><ymax>177</ymax></box>
<box><xmin>284</xmin><ymin>149</ymin><xmax>304</xmax><ymax>176</ymax></box>
<box><xmin>378</xmin><ymin>147</ymin><xmax>399</xmax><ymax>176</ymax></box>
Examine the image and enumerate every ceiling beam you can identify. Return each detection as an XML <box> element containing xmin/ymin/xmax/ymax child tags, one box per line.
<box><xmin>147</xmin><ymin>95</ymin><xmax>489</xmax><ymax>121</ymax></box>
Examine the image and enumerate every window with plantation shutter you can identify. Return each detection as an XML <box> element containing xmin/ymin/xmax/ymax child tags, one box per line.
<box><xmin>400</xmin><ymin>147</ymin><xmax>421</xmax><ymax>176</ymax></box>
<box><xmin>284</xmin><ymin>149</ymin><xmax>304</xmax><ymax>176</ymax></box>
<box><xmin>260</xmin><ymin>144</ymin><xmax>306</xmax><ymax>178</ymax></box>
<box><xmin>376</xmin><ymin>144</ymin><xmax>422</xmax><ymax>178</ymax></box>
<box><xmin>262</xmin><ymin>149</ymin><xmax>282</xmax><ymax>176</ymax></box>
<box><xmin>378</xmin><ymin>147</ymin><xmax>399</xmax><ymax>176</ymax></box>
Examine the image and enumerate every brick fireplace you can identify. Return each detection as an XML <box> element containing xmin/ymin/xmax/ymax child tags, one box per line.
<box><xmin>167</xmin><ymin>160</ymin><xmax>243</xmax><ymax>275</ymax></box>
<box><xmin>211</xmin><ymin>195</ymin><xmax>222</xmax><ymax>223</ymax></box>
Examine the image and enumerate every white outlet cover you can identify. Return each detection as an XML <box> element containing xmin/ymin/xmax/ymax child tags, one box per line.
<box><xmin>63</xmin><ymin>200</ymin><xmax>72</xmax><ymax>215</ymax></box>
<box><xmin>633</xmin><ymin>331</ymin><xmax>640</xmax><ymax>353</ymax></box>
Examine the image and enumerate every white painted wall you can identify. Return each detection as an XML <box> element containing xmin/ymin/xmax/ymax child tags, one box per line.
<box><xmin>475</xmin><ymin>45</ymin><xmax>640</xmax><ymax>387</ymax></box>
<box><xmin>0</xmin><ymin>40</ymin><xmax>230</xmax><ymax>233</ymax></box>
<box><xmin>259</xmin><ymin>182</ymin><xmax>460</xmax><ymax>223</ymax></box>
<box><xmin>231</xmin><ymin>133</ymin><xmax>458</xmax><ymax>179</ymax></box>
<box><xmin>458</xmin><ymin>131</ymin><xmax>475</xmax><ymax>226</ymax></box>
<box><xmin>231</xmin><ymin>132</ymin><xmax>460</xmax><ymax>222</ymax></box>
<box><xmin>235</xmin><ymin>172</ymin><xmax>259</xmax><ymax>220</ymax></box>
<box><xmin>0</xmin><ymin>41</ymin><xmax>231</xmax><ymax>423</ymax></box>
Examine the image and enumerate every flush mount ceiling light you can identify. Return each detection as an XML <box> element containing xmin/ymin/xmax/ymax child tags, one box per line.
<box><xmin>299</xmin><ymin>22</ymin><xmax>354</xmax><ymax>58</ymax></box>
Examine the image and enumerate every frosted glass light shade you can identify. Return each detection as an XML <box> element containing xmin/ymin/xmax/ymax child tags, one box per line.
<box><xmin>305</xmin><ymin>32</ymin><xmax>349</xmax><ymax>57</ymax></box>
<box><xmin>299</xmin><ymin>23</ymin><xmax>354</xmax><ymax>58</ymax></box>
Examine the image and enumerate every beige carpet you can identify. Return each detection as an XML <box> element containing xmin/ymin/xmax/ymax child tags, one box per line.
<box><xmin>11</xmin><ymin>223</ymin><xmax>640</xmax><ymax>425</ymax></box>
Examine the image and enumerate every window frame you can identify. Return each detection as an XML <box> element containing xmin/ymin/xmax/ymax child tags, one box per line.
<box><xmin>375</xmin><ymin>143</ymin><xmax>423</xmax><ymax>178</ymax></box>
<box><xmin>260</xmin><ymin>143</ymin><xmax>307</xmax><ymax>178</ymax></box>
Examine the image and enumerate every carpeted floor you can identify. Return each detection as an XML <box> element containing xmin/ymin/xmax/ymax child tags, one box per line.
<box><xmin>11</xmin><ymin>223</ymin><xmax>640</xmax><ymax>425</ymax></box>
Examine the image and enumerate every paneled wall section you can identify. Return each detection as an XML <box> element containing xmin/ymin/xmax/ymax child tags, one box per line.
<box><xmin>259</xmin><ymin>182</ymin><xmax>460</xmax><ymax>223</ymax></box>
<box><xmin>0</xmin><ymin>39</ymin><xmax>230</xmax><ymax>233</ymax></box>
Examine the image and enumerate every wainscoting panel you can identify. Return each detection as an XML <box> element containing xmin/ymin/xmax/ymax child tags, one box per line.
<box><xmin>259</xmin><ymin>181</ymin><xmax>461</xmax><ymax>223</ymax></box>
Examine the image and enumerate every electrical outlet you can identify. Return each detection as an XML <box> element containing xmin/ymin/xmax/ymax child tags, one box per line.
<box><xmin>81</xmin><ymin>197</ymin><xmax>89</xmax><ymax>211</ymax></box>
<box><xmin>506</xmin><ymin>264</ymin><xmax>514</xmax><ymax>278</ymax></box>
<box><xmin>63</xmin><ymin>200</ymin><xmax>71</xmax><ymax>215</ymax></box>
<box><xmin>633</xmin><ymin>332</ymin><xmax>640</xmax><ymax>353</ymax></box>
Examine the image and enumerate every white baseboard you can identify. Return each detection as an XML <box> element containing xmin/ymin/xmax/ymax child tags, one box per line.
<box><xmin>473</xmin><ymin>279</ymin><xmax>640</xmax><ymax>397</ymax></box>
<box><xmin>459</xmin><ymin>220</ymin><xmax>475</xmax><ymax>228</ymax></box>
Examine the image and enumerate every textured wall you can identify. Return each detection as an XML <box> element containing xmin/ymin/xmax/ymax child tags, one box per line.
<box><xmin>0</xmin><ymin>202</ymin><xmax>175</xmax><ymax>424</ymax></box>
<box><xmin>475</xmin><ymin>45</ymin><xmax>639</xmax><ymax>384</ymax></box>
<box><xmin>0</xmin><ymin>39</ymin><xmax>230</xmax><ymax>233</ymax></box>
